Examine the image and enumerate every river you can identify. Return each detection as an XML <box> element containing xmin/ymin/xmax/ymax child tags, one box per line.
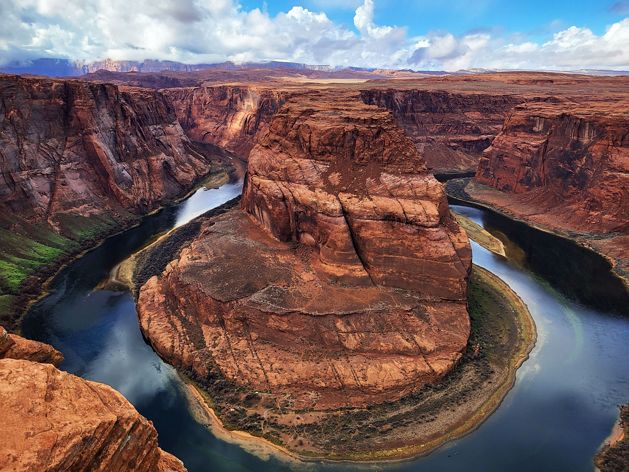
<box><xmin>22</xmin><ymin>183</ymin><xmax>629</xmax><ymax>471</ymax></box>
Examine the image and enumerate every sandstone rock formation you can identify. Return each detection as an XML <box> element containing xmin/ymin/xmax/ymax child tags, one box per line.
<box><xmin>165</xmin><ymin>85</ymin><xmax>285</xmax><ymax>158</ymax></box>
<box><xmin>137</xmin><ymin>90</ymin><xmax>471</xmax><ymax>412</ymax></box>
<box><xmin>473</xmin><ymin>98</ymin><xmax>629</xmax><ymax>281</ymax></box>
<box><xmin>361</xmin><ymin>89</ymin><xmax>520</xmax><ymax>174</ymax></box>
<box><xmin>0</xmin><ymin>327</ymin><xmax>186</xmax><ymax>472</ymax></box>
<box><xmin>0</xmin><ymin>326</ymin><xmax>64</xmax><ymax>365</ymax></box>
<box><xmin>0</xmin><ymin>74</ymin><xmax>225</xmax><ymax>327</ymax></box>
<box><xmin>476</xmin><ymin>102</ymin><xmax>628</xmax><ymax>234</ymax></box>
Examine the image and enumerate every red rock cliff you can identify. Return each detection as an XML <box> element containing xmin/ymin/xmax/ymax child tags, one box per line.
<box><xmin>0</xmin><ymin>74</ymin><xmax>221</xmax><ymax>327</ymax></box>
<box><xmin>0</xmin><ymin>75</ymin><xmax>214</xmax><ymax>223</ymax></box>
<box><xmin>476</xmin><ymin>102</ymin><xmax>628</xmax><ymax>235</ymax></box>
<box><xmin>164</xmin><ymin>85</ymin><xmax>286</xmax><ymax>158</ymax></box>
<box><xmin>0</xmin><ymin>328</ymin><xmax>186</xmax><ymax>472</ymax></box>
<box><xmin>360</xmin><ymin>89</ymin><xmax>520</xmax><ymax>173</ymax></box>
<box><xmin>137</xmin><ymin>90</ymin><xmax>471</xmax><ymax>412</ymax></box>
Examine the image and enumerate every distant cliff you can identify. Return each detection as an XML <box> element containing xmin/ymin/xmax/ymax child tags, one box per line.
<box><xmin>360</xmin><ymin>89</ymin><xmax>520</xmax><ymax>174</ymax></box>
<box><xmin>164</xmin><ymin>85</ymin><xmax>286</xmax><ymax>158</ymax></box>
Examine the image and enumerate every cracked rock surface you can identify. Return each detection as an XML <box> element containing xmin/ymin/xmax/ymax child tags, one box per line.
<box><xmin>0</xmin><ymin>327</ymin><xmax>186</xmax><ymax>472</ymax></box>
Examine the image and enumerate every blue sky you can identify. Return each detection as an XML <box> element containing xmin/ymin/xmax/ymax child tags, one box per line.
<box><xmin>246</xmin><ymin>0</ymin><xmax>626</xmax><ymax>39</ymax></box>
<box><xmin>1</xmin><ymin>0</ymin><xmax>628</xmax><ymax>70</ymax></box>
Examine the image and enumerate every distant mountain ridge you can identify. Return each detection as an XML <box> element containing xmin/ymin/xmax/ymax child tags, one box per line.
<box><xmin>0</xmin><ymin>58</ymin><xmax>358</xmax><ymax>77</ymax></box>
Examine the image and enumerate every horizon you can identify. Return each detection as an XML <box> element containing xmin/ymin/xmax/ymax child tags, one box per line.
<box><xmin>1</xmin><ymin>0</ymin><xmax>628</xmax><ymax>72</ymax></box>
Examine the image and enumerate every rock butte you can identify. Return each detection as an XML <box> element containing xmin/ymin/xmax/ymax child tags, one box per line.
<box><xmin>0</xmin><ymin>327</ymin><xmax>186</xmax><ymax>472</ymax></box>
<box><xmin>137</xmin><ymin>90</ymin><xmax>472</xmax><ymax>411</ymax></box>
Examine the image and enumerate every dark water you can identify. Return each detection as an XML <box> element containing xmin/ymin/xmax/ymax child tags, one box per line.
<box><xmin>22</xmin><ymin>187</ymin><xmax>629</xmax><ymax>471</ymax></box>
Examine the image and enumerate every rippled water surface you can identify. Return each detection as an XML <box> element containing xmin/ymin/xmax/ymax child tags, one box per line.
<box><xmin>22</xmin><ymin>188</ymin><xmax>629</xmax><ymax>471</ymax></box>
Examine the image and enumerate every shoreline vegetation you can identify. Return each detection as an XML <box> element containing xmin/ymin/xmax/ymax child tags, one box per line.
<box><xmin>154</xmin><ymin>263</ymin><xmax>536</xmax><ymax>464</ymax></box>
<box><xmin>8</xmin><ymin>164</ymin><xmax>232</xmax><ymax>334</ymax></box>
<box><xmin>595</xmin><ymin>404</ymin><xmax>629</xmax><ymax>471</ymax></box>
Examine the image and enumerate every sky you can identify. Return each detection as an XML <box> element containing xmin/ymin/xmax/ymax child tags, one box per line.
<box><xmin>0</xmin><ymin>0</ymin><xmax>628</xmax><ymax>71</ymax></box>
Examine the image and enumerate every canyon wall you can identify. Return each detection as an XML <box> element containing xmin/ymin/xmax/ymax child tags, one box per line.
<box><xmin>0</xmin><ymin>327</ymin><xmax>186</xmax><ymax>472</ymax></box>
<box><xmin>137</xmin><ymin>90</ymin><xmax>471</xmax><ymax>414</ymax></box>
<box><xmin>476</xmin><ymin>102</ymin><xmax>628</xmax><ymax>234</ymax></box>
<box><xmin>0</xmin><ymin>74</ymin><xmax>221</xmax><ymax>327</ymax></box>
<box><xmin>164</xmin><ymin>85</ymin><xmax>286</xmax><ymax>158</ymax></box>
<box><xmin>360</xmin><ymin>89</ymin><xmax>520</xmax><ymax>173</ymax></box>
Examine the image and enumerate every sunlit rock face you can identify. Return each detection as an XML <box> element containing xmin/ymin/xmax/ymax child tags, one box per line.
<box><xmin>0</xmin><ymin>327</ymin><xmax>186</xmax><ymax>472</ymax></box>
<box><xmin>476</xmin><ymin>102</ymin><xmax>629</xmax><ymax>235</ymax></box>
<box><xmin>137</xmin><ymin>90</ymin><xmax>471</xmax><ymax>411</ymax></box>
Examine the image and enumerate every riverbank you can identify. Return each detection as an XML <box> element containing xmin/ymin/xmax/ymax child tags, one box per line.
<box><xmin>446</xmin><ymin>178</ymin><xmax>629</xmax><ymax>313</ymax></box>
<box><xmin>4</xmin><ymin>161</ymin><xmax>233</xmax><ymax>334</ymax></box>
<box><xmin>595</xmin><ymin>404</ymin><xmax>629</xmax><ymax>471</ymax></box>
<box><xmin>142</xmin><ymin>264</ymin><xmax>535</xmax><ymax>463</ymax></box>
<box><xmin>451</xmin><ymin>210</ymin><xmax>506</xmax><ymax>256</ymax></box>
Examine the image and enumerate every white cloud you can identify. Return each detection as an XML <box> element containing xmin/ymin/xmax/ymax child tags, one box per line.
<box><xmin>0</xmin><ymin>0</ymin><xmax>628</xmax><ymax>71</ymax></box>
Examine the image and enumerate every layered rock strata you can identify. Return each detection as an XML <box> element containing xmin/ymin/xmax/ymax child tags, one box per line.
<box><xmin>137</xmin><ymin>91</ymin><xmax>471</xmax><ymax>412</ymax></box>
<box><xmin>0</xmin><ymin>74</ymin><xmax>224</xmax><ymax>326</ymax></box>
<box><xmin>165</xmin><ymin>85</ymin><xmax>286</xmax><ymax>158</ymax></box>
<box><xmin>0</xmin><ymin>328</ymin><xmax>186</xmax><ymax>472</ymax></box>
<box><xmin>360</xmin><ymin>89</ymin><xmax>520</xmax><ymax>173</ymax></box>
<box><xmin>473</xmin><ymin>100</ymin><xmax>629</xmax><ymax>282</ymax></box>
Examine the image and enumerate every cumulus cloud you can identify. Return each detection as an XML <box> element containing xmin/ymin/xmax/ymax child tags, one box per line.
<box><xmin>0</xmin><ymin>0</ymin><xmax>628</xmax><ymax>71</ymax></box>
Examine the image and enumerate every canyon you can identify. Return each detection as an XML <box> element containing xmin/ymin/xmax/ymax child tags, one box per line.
<box><xmin>0</xmin><ymin>67</ymin><xmax>627</xmax><ymax>468</ymax></box>
<box><xmin>0</xmin><ymin>327</ymin><xmax>186</xmax><ymax>471</ymax></box>
<box><xmin>0</xmin><ymin>74</ymin><xmax>229</xmax><ymax>328</ymax></box>
<box><xmin>136</xmin><ymin>89</ymin><xmax>472</xmax><ymax>414</ymax></box>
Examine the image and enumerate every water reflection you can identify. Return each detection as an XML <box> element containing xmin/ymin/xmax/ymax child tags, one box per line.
<box><xmin>175</xmin><ymin>181</ymin><xmax>243</xmax><ymax>228</ymax></box>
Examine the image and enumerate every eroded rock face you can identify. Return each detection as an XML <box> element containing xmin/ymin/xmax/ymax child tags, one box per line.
<box><xmin>165</xmin><ymin>85</ymin><xmax>286</xmax><ymax>158</ymax></box>
<box><xmin>0</xmin><ymin>74</ymin><xmax>222</xmax><ymax>327</ymax></box>
<box><xmin>0</xmin><ymin>74</ymin><xmax>213</xmax><ymax>224</ymax></box>
<box><xmin>137</xmin><ymin>91</ymin><xmax>471</xmax><ymax>412</ymax></box>
<box><xmin>0</xmin><ymin>326</ymin><xmax>186</xmax><ymax>472</ymax></box>
<box><xmin>0</xmin><ymin>359</ymin><xmax>186</xmax><ymax>472</ymax></box>
<box><xmin>0</xmin><ymin>326</ymin><xmax>64</xmax><ymax>365</ymax></box>
<box><xmin>360</xmin><ymin>89</ymin><xmax>520</xmax><ymax>173</ymax></box>
<box><xmin>476</xmin><ymin>103</ymin><xmax>629</xmax><ymax>235</ymax></box>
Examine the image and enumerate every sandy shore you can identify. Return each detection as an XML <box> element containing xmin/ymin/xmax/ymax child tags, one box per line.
<box><xmin>452</xmin><ymin>210</ymin><xmax>506</xmax><ymax>256</ymax></box>
<box><xmin>181</xmin><ymin>379</ymin><xmax>308</xmax><ymax>465</ymax></box>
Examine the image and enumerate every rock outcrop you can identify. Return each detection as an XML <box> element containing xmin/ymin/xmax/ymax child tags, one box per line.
<box><xmin>476</xmin><ymin>102</ymin><xmax>628</xmax><ymax>234</ymax></box>
<box><xmin>165</xmin><ymin>85</ymin><xmax>286</xmax><ymax>158</ymax></box>
<box><xmin>0</xmin><ymin>327</ymin><xmax>186</xmax><ymax>472</ymax></box>
<box><xmin>0</xmin><ymin>326</ymin><xmax>64</xmax><ymax>365</ymax></box>
<box><xmin>360</xmin><ymin>89</ymin><xmax>520</xmax><ymax>173</ymax></box>
<box><xmin>0</xmin><ymin>74</ymin><xmax>224</xmax><ymax>327</ymax></box>
<box><xmin>0</xmin><ymin>359</ymin><xmax>186</xmax><ymax>472</ymax></box>
<box><xmin>137</xmin><ymin>90</ymin><xmax>471</xmax><ymax>413</ymax></box>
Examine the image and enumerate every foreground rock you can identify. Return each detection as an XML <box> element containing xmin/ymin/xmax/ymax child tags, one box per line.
<box><xmin>138</xmin><ymin>90</ymin><xmax>471</xmax><ymax>412</ymax></box>
<box><xmin>0</xmin><ymin>74</ymin><xmax>227</xmax><ymax>327</ymax></box>
<box><xmin>0</xmin><ymin>326</ymin><xmax>63</xmax><ymax>365</ymax></box>
<box><xmin>0</xmin><ymin>327</ymin><xmax>186</xmax><ymax>472</ymax></box>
